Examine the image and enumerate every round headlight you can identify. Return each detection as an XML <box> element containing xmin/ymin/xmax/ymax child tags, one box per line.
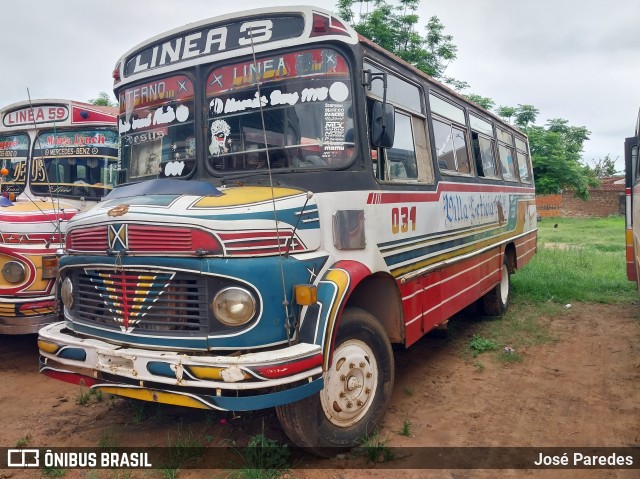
<box><xmin>2</xmin><ymin>261</ymin><xmax>26</xmax><ymax>283</ymax></box>
<box><xmin>61</xmin><ymin>277</ymin><xmax>74</xmax><ymax>309</ymax></box>
<box><xmin>212</xmin><ymin>287</ymin><xmax>256</xmax><ymax>326</ymax></box>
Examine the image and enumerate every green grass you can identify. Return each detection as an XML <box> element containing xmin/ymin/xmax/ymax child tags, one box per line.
<box><xmin>398</xmin><ymin>418</ymin><xmax>412</xmax><ymax>437</ymax></box>
<box><xmin>234</xmin><ymin>433</ymin><xmax>291</xmax><ymax>479</ymax></box>
<box><xmin>512</xmin><ymin>216</ymin><xmax>636</xmax><ymax>304</ymax></box>
<box><xmin>469</xmin><ymin>334</ymin><xmax>499</xmax><ymax>356</ymax></box>
<box><xmin>357</xmin><ymin>430</ymin><xmax>394</xmax><ymax>463</ymax></box>
<box><xmin>15</xmin><ymin>433</ymin><xmax>32</xmax><ymax>448</ymax></box>
<box><xmin>75</xmin><ymin>388</ymin><xmax>103</xmax><ymax>406</ymax></box>
<box><xmin>42</xmin><ymin>467</ymin><xmax>65</xmax><ymax>478</ymax></box>
<box><xmin>97</xmin><ymin>427</ymin><xmax>119</xmax><ymax>449</ymax></box>
<box><xmin>481</xmin><ymin>302</ymin><xmax>558</xmax><ymax>349</ymax></box>
<box><xmin>460</xmin><ymin>216</ymin><xmax>634</xmax><ymax>368</ymax></box>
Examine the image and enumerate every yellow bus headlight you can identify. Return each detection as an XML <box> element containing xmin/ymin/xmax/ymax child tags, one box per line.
<box><xmin>2</xmin><ymin>261</ymin><xmax>26</xmax><ymax>283</ymax></box>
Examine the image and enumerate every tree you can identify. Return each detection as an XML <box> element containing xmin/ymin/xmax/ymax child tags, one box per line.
<box><xmin>514</xmin><ymin>104</ymin><xmax>539</xmax><ymax>131</ymax></box>
<box><xmin>528</xmin><ymin>120</ymin><xmax>597</xmax><ymax>200</ymax></box>
<box><xmin>88</xmin><ymin>92</ymin><xmax>117</xmax><ymax>107</ymax></box>
<box><xmin>496</xmin><ymin>106</ymin><xmax>516</xmax><ymax>124</ymax></box>
<box><xmin>338</xmin><ymin>0</ymin><xmax>467</xmax><ymax>90</ymax></box>
<box><xmin>589</xmin><ymin>154</ymin><xmax>619</xmax><ymax>178</ymax></box>
<box><xmin>465</xmin><ymin>94</ymin><xmax>495</xmax><ymax>110</ymax></box>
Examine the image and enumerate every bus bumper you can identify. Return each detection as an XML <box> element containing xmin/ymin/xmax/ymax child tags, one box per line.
<box><xmin>38</xmin><ymin>322</ymin><xmax>324</xmax><ymax>411</ymax></box>
<box><xmin>0</xmin><ymin>299</ymin><xmax>57</xmax><ymax>334</ymax></box>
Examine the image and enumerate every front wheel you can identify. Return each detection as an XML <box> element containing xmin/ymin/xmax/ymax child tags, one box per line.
<box><xmin>481</xmin><ymin>254</ymin><xmax>511</xmax><ymax>316</ymax></box>
<box><xmin>276</xmin><ymin>308</ymin><xmax>394</xmax><ymax>455</ymax></box>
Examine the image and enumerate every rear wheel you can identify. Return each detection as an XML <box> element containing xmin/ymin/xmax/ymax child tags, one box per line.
<box><xmin>276</xmin><ymin>308</ymin><xmax>394</xmax><ymax>456</ymax></box>
<box><xmin>481</xmin><ymin>255</ymin><xmax>511</xmax><ymax>316</ymax></box>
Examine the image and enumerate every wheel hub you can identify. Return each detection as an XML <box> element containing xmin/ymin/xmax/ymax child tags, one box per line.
<box><xmin>320</xmin><ymin>339</ymin><xmax>378</xmax><ymax>427</ymax></box>
<box><xmin>348</xmin><ymin>374</ymin><xmax>364</xmax><ymax>392</ymax></box>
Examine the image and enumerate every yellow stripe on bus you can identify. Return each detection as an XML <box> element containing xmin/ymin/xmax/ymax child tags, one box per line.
<box><xmin>391</xmin><ymin>199</ymin><xmax>534</xmax><ymax>278</ymax></box>
<box><xmin>193</xmin><ymin>187</ymin><xmax>304</xmax><ymax>207</ymax></box>
<box><xmin>96</xmin><ymin>386</ymin><xmax>210</xmax><ymax>409</ymax></box>
<box><xmin>322</xmin><ymin>268</ymin><xmax>350</xmax><ymax>366</ymax></box>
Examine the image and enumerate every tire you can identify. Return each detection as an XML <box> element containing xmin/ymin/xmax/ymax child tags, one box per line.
<box><xmin>481</xmin><ymin>254</ymin><xmax>511</xmax><ymax>316</ymax></box>
<box><xmin>276</xmin><ymin>307</ymin><xmax>394</xmax><ymax>456</ymax></box>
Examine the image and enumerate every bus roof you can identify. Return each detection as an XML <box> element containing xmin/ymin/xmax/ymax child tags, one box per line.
<box><xmin>358</xmin><ymin>35</ymin><xmax>526</xmax><ymax>138</ymax></box>
<box><xmin>1</xmin><ymin>99</ymin><xmax>117</xmax><ymax>131</ymax></box>
<box><xmin>113</xmin><ymin>5</ymin><xmax>358</xmax><ymax>89</ymax></box>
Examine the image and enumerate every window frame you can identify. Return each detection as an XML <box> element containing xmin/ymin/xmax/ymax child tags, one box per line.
<box><xmin>383</xmin><ymin>110</ymin><xmax>419</xmax><ymax>183</ymax></box>
<box><xmin>495</xmin><ymin>127</ymin><xmax>520</xmax><ymax>182</ymax></box>
<box><xmin>117</xmin><ymin>72</ymin><xmax>198</xmax><ymax>183</ymax></box>
<box><xmin>428</xmin><ymin>92</ymin><xmax>473</xmax><ymax>177</ymax></box>
<box><xmin>204</xmin><ymin>47</ymin><xmax>357</xmax><ymax>176</ymax></box>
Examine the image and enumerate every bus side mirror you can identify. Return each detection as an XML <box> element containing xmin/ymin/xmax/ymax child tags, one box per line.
<box><xmin>371</xmin><ymin>101</ymin><xmax>395</xmax><ymax>148</ymax></box>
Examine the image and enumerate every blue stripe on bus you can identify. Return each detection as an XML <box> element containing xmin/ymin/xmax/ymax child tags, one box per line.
<box><xmin>135</xmin><ymin>206</ymin><xmax>320</xmax><ymax>230</ymax></box>
<box><xmin>204</xmin><ymin>377</ymin><xmax>323</xmax><ymax>411</ymax></box>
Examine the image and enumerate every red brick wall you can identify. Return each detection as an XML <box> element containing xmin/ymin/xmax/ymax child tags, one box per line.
<box><xmin>536</xmin><ymin>190</ymin><xmax>624</xmax><ymax>217</ymax></box>
<box><xmin>536</xmin><ymin>194</ymin><xmax>562</xmax><ymax>217</ymax></box>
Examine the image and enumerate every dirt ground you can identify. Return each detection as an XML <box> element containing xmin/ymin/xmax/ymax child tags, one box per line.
<box><xmin>1</xmin><ymin>301</ymin><xmax>639</xmax><ymax>479</ymax></box>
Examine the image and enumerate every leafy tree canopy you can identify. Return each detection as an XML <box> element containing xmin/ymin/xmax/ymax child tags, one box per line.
<box><xmin>527</xmin><ymin>121</ymin><xmax>597</xmax><ymax>199</ymax></box>
<box><xmin>338</xmin><ymin>0</ymin><xmax>468</xmax><ymax>90</ymax></box>
<box><xmin>588</xmin><ymin>154</ymin><xmax>619</xmax><ymax>178</ymax></box>
<box><xmin>88</xmin><ymin>92</ymin><xmax>117</xmax><ymax>107</ymax></box>
<box><xmin>491</xmin><ymin>105</ymin><xmax>596</xmax><ymax>199</ymax></box>
<box><xmin>464</xmin><ymin>94</ymin><xmax>495</xmax><ymax>111</ymax></box>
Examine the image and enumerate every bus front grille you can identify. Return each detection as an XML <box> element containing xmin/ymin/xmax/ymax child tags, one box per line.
<box><xmin>74</xmin><ymin>269</ymin><xmax>208</xmax><ymax>332</ymax></box>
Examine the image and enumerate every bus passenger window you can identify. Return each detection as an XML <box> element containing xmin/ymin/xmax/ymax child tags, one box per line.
<box><xmin>472</xmin><ymin>131</ymin><xmax>498</xmax><ymax>178</ymax></box>
<box><xmin>432</xmin><ymin>119</ymin><xmax>456</xmax><ymax>171</ymax></box>
<box><xmin>498</xmin><ymin>144</ymin><xmax>518</xmax><ymax>180</ymax></box>
<box><xmin>452</xmin><ymin>126</ymin><xmax>470</xmax><ymax>174</ymax></box>
<box><xmin>386</xmin><ymin>112</ymin><xmax>418</xmax><ymax>181</ymax></box>
<box><xmin>432</xmin><ymin>118</ymin><xmax>470</xmax><ymax>174</ymax></box>
<box><xmin>515</xmin><ymin>137</ymin><xmax>532</xmax><ymax>183</ymax></box>
<box><xmin>517</xmin><ymin>151</ymin><xmax>532</xmax><ymax>183</ymax></box>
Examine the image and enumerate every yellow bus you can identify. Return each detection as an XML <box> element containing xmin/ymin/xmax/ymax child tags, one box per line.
<box><xmin>0</xmin><ymin>99</ymin><xmax>118</xmax><ymax>333</ymax></box>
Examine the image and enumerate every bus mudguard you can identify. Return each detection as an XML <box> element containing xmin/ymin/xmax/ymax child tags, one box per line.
<box><xmin>299</xmin><ymin>259</ymin><xmax>372</xmax><ymax>370</ymax></box>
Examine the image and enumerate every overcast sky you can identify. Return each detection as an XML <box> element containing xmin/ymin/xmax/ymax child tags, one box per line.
<box><xmin>3</xmin><ymin>0</ymin><xmax>639</xmax><ymax>171</ymax></box>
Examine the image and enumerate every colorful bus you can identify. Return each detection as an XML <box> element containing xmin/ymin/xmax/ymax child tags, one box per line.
<box><xmin>38</xmin><ymin>7</ymin><xmax>537</xmax><ymax>450</ymax></box>
<box><xmin>0</xmin><ymin>99</ymin><xmax>118</xmax><ymax>334</ymax></box>
<box><xmin>625</xmin><ymin>109</ymin><xmax>640</xmax><ymax>284</ymax></box>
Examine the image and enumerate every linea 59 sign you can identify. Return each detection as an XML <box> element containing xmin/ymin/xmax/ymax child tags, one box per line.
<box><xmin>3</xmin><ymin>105</ymin><xmax>69</xmax><ymax>127</ymax></box>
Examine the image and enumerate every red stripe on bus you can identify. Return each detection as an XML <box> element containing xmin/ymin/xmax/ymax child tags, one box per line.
<box><xmin>366</xmin><ymin>183</ymin><xmax>535</xmax><ymax>204</ymax></box>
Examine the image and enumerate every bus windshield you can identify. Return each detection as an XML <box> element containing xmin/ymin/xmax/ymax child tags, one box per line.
<box><xmin>119</xmin><ymin>75</ymin><xmax>196</xmax><ymax>181</ymax></box>
<box><xmin>0</xmin><ymin>133</ymin><xmax>29</xmax><ymax>195</ymax></box>
<box><xmin>30</xmin><ymin>129</ymin><xmax>119</xmax><ymax>199</ymax></box>
<box><xmin>206</xmin><ymin>48</ymin><xmax>354</xmax><ymax>173</ymax></box>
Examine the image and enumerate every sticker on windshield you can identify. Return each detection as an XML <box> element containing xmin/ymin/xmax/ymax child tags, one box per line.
<box><xmin>209</xmin><ymin>119</ymin><xmax>231</xmax><ymax>156</ymax></box>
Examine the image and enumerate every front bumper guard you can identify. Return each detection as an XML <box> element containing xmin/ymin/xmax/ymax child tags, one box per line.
<box><xmin>38</xmin><ymin>322</ymin><xmax>324</xmax><ymax>411</ymax></box>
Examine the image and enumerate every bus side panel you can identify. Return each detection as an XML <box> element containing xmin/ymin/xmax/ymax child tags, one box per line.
<box><xmin>515</xmin><ymin>230</ymin><xmax>537</xmax><ymax>270</ymax></box>
<box><xmin>402</xmin><ymin>248</ymin><xmax>502</xmax><ymax>347</ymax></box>
<box><xmin>400</xmin><ymin>272</ymin><xmax>441</xmax><ymax>346</ymax></box>
<box><xmin>631</xmin><ymin>182</ymin><xmax>640</xmax><ymax>283</ymax></box>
